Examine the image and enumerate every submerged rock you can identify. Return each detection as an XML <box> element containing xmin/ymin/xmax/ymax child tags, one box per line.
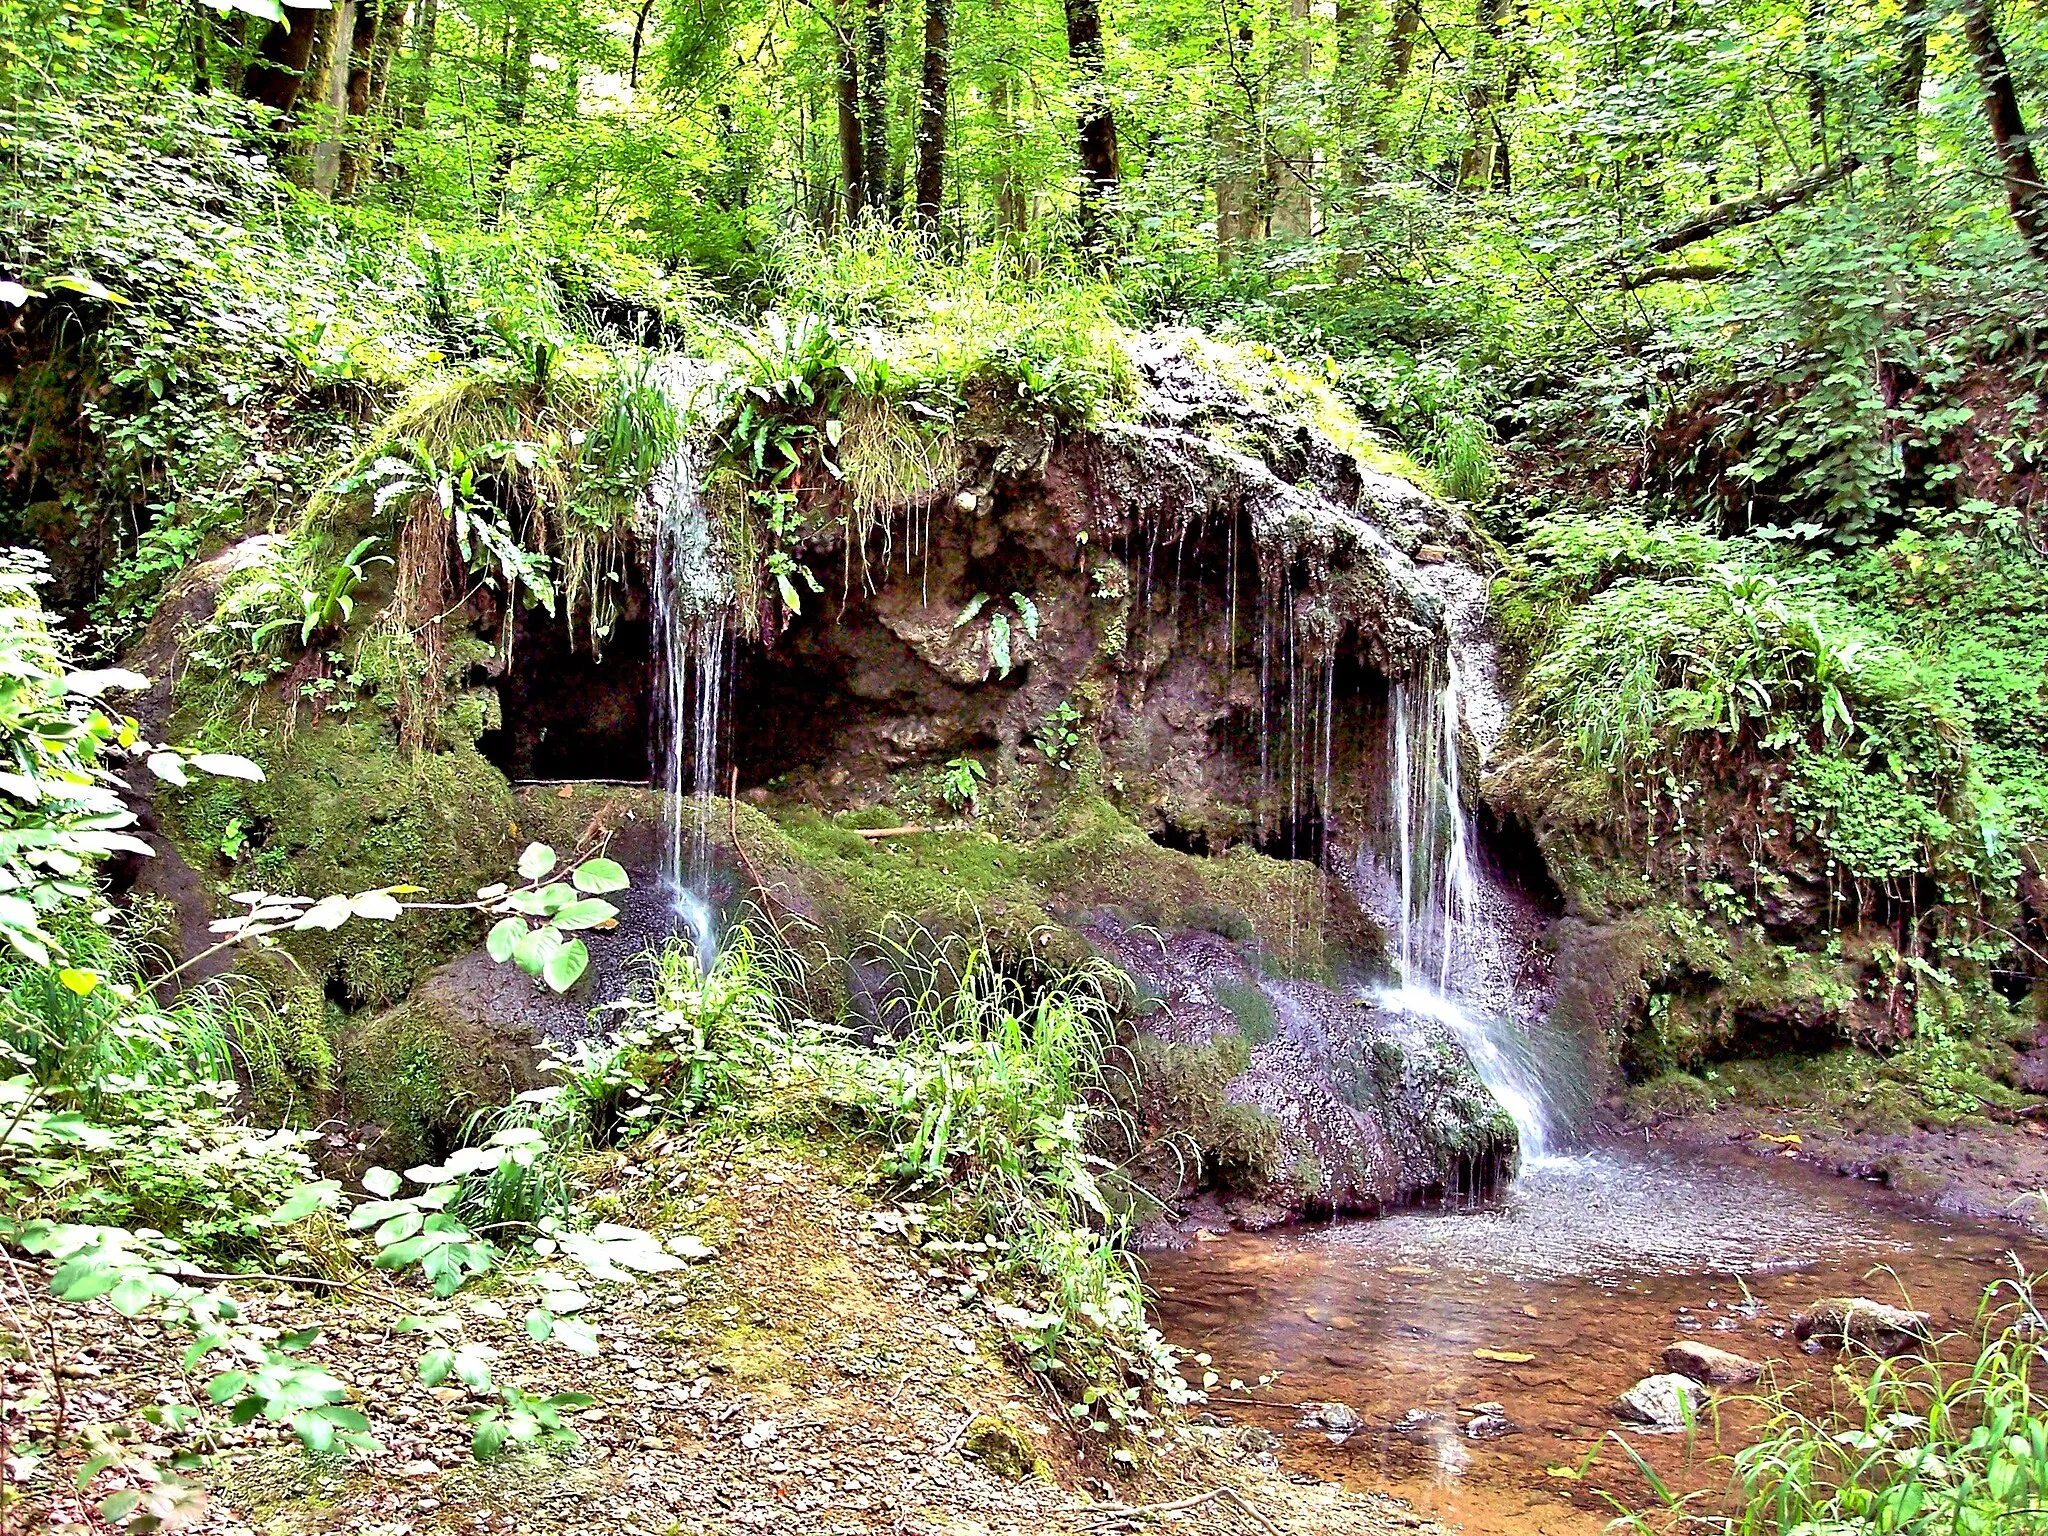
<box><xmin>1792</xmin><ymin>1298</ymin><xmax>1932</xmax><ymax>1357</ymax></box>
<box><xmin>1663</xmin><ymin>1339</ymin><xmax>1763</xmax><ymax>1385</ymax></box>
<box><xmin>1612</xmin><ymin>1373</ymin><xmax>1709</xmax><ymax>1432</ymax></box>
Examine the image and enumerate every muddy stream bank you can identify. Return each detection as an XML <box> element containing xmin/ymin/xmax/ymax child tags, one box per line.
<box><xmin>1145</xmin><ymin>1143</ymin><xmax>2046</xmax><ymax>1535</ymax></box>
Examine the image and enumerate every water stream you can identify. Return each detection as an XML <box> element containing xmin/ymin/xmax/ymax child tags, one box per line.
<box><xmin>1365</xmin><ymin>564</ymin><xmax>1563</xmax><ymax>1165</ymax></box>
<box><xmin>645</xmin><ymin>366</ymin><xmax>733</xmax><ymax>965</ymax></box>
<box><xmin>1146</xmin><ymin>562</ymin><xmax>2048</xmax><ymax>1531</ymax></box>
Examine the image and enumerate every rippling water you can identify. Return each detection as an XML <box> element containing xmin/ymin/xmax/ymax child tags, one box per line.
<box><xmin>1146</xmin><ymin>1145</ymin><xmax>2045</xmax><ymax>1536</ymax></box>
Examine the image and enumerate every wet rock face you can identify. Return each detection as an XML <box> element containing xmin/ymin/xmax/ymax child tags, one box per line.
<box><xmin>1089</xmin><ymin>919</ymin><xmax>1517</xmax><ymax>1226</ymax></box>
<box><xmin>722</xmin><ymin>340</ymin><xmax>1472</xmax><ymax>861</ymax></box>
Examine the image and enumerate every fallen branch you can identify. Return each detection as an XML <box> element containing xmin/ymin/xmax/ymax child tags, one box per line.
<box><xmin>1073</xmin><ymin>1485</ymin><xmax>1279</xmax><ymax>1535</ymax></box>
<box><xmin>1643</xmin><ymin>155</ymin><xmax>1861</xmax><ymax>255</ymax></box>
<box><xmin>1618</xmin><ymin>262</ymin><xmax>1737</xmax><ymax>290</ymax></box>
<box><xmin>853</xmin><ymin>825</ymin><xmax>930</xmax><ymax>840</ymax></box>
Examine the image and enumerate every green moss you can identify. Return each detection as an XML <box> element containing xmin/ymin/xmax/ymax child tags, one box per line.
<box><xmin>739</xmin><ymin>791</ymin><xmax>1376</xmax><ymax>986</ymax></box>
<box><xmin>1212</xmin><ymin>981</ymin><xmax>1277</xmax><ymax>1045</ymax></box>
<box><xmin>340</xmin><ymin>986</ymin><xmax>542</xmax><ymax>1165</ymax></box>
<box><xmin>159</xmin><ymin>712</ymin><xmax>517</xmax><ymax>1007</ymax></box>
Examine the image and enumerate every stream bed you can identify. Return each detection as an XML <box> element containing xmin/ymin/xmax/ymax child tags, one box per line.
<box><xmin>1146</xmin><ymin>1143</ymin><xmax>2047</xmax><ymax>1534</ymax></box>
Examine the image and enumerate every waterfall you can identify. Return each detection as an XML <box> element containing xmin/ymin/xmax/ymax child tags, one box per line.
<box><xmin>645</xmin><ymin>365</ymin><xmax>733</xmax><ymax>965</ymax></box>
<box><xmin>1367</xmin><ymin>567</ymin><xmax>1558</xmax><ymax>1165</ymax></box>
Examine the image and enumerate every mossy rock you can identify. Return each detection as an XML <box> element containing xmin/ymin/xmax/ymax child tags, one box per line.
<box><xmin>961</xmin><ymin>1415</ymin><xmax>1047</xmax><ymax>1481</ymax></box>
<box><xmin>159</xmin><ymin>714</ymin><xmax>518</xmax><ymax>1007</ymax></box>
<box><xmin>737</xmin><ymin>790</ymin><xmax>1378</xmax><ymax>991</ymax></box>
<box><xmin>339</xmin><ymin>950</ymin><xmax>553</xmax><ymax>1165</ymax></box>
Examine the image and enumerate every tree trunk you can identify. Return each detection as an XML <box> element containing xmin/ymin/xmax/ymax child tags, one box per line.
<box><xmin>336</xmin><ymin>0</ymin><xmax>382</xmax><ymax>202</ymax></box>
<box><xmin>244</xmin><ymin>5</ymin><xmax>323</xmax><ymax>118</ymax></box>
<box><xmin>859</xmin><ymin>0</ymin><xmax>890</xmax><ymax>217</ymax></box>
<box><xmin>284</xmin><ymin>2</ymin><xmax>343</xmax><ymax>185</ymax></box>
<box><xmin>309</xmin><ymin>1</ymin><xmax>355</xmax><ymax>194</ymax></box>
<box><xmin>1216</xmin><ymin>105</ymin><xmax>1252</xmax><ymax>268</ymax></box>
<box><xmin>1333</xmin><ymin>0</ymin><xmax>1369</xmax><ymax>187</ymax></box>
<box><xmin>1886</xmin><ymin>0</ymin><xmax>1927</xmax><ymax>181</ymax></box>
<box><xmin>913</xmin><ymin>0</ymin><xmax>953</xmax><ymax>233</ymax></box>
<box><xmin>1456</xmin><ymin>0</ymin><xmax>1506</xmax><ymax>188</ymax></box>
<box><xmin>1266</xmin><ymin>0</ymin><xmax>1315</xmax><ymax>238</ymax></box>
<box><xmin>1642</xmin><ymin>154</ymin><xmax>1860</xmax><ymax>255</ymax></box>
<box><xmin>493</xmin><ymin>15</ymin><xmax>533</xmax><ymax>222</ymax></box>
<box><xmin>1062</xmin><ymin>0</ymin><xmax>1119</xmax><ymax>246</ymax></box>
<box><xmin>630</xmin><ymin>0</ymin><xmax>656</xmax><ymax>88</ymax></box>
<box><xmin>365</xmin><ymin>0</ymin><xmax>409</xmax><ymax>175</ymax></box>
<box><xmin>836</xmin><ymin>9</ymin><xmax>867</xmax><ymax>222</ymax></box>
<box><xmin>405</xmin><ymin>0</ymin><xmax>439</xmax><ymax>129</ymax></box>
<box><xmin>1961</xmin><ymin>0</ymin><xmax>2048</xmax><ymax>258</ymax></box>
<box><xmin>1371</xmin><ymin>0</ymin><xmax>1421</xmax><ymax>159</ymax></box>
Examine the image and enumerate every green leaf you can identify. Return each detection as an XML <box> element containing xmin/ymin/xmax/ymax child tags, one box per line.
<box><xmin>517</xmin><ymin>843</ymin><xmax>557</xmax><ymax>880</ymax></box>
<box><xmin>295</xmin><ymin>894</ymin><xmax>354</xmax><ymax>932</ymax></box>
<box><xmin>486</xmin><ymin>916</ymin><xmax>526</xmax><ymax>962</ymax></box>
<box><xmin>349</xmin><ymin>889</ymin><xmax>403</xmax><ymax>921</ymax></box>
<box><xmin>524</xmin><ymin>1307</ymin><xmax>553</xmax><ymax>1342</ymax></box>
<box><xmin>363</xmin><ymin>1166</ymin><xmax>403</xmax><ymax>1199</ymax></box>
<box><xmin>417</xmin><ymin>1347</ymin><xmax>454</xmax><ymax>1386</ymax></box>
<box><xmin>472</xmin><ymin>1417</ymin><xmax>511</xmax><ymax>1461</ymax></box>
<box><xmin>571</xmin><ymin>858</ymin><xmax>629</xmax><ymax>894</ymax></box>
<box><xmin>190</xmin><ymin>753</ymin><xmax>265</xmax><ymax>782</ymax></box>
<box><xmin>108</xmin><ymin>1274</ymin><xmax>156</xmax><ymax>1316</ymax></box>
<box><xmin>553</xmin><ymin>898</ymin><xmax>618</xmax><ymax>931</ymax></box>
<box><xmin>205</xmin><ymin>1370</ymin><xmax>250</xmax><ymax>1404</ymax></box>
<box><xmin>553</xmin><ymin>1318</ymin><xmax>599</xmax><ymax>1355</ymax></box>
<box><xmin>542</xmin><ymin>938</ymin><xmax>589</xmax><ymax>993</ymax></box>
<box><xmin>514</xmin><ymin>924</ymin><xmax>563</xmax><ymax>977</ymax></box>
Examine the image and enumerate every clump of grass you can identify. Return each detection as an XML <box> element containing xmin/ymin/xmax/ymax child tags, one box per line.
<box><xmin>1608</xmin><ymin>1269</ymin><xmax>2048</xmax><ymax>1535</ymax></box>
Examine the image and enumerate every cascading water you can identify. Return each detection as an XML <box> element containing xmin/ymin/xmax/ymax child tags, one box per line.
<box><xmin>645</xmin><ymin>365</ymin><xmax>734</xmax><ymax>965</ymax></box>
<box><xmin>1366</xmin><ymin>565</ymin><xmax>1560</xmax><ymax>1166</ymax></box>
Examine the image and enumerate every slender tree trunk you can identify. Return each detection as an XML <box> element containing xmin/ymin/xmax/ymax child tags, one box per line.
<box><xmin>1217</xmin><ymin>105</ymin><xmax>1251</xmax><ymax>268</ymax></box>
<box><xmin>310</xmin><ymin>0</ymin><xmax>355</xmax><ymax>194</ymax></box>
<box><xmin>1887</xmin><ymin>0</ymin><xmax>1927</xmax><ymax>182</ymax></box>
<box><xmin>365</xmin><ymin>0</ymin><xmax>409</xmax><ymax>177</ymax></box>
<box><xmin>493</xmin><ymin>15</ymin><xmax>533</xmax><ymax>222</ymax></box>
<box><xmin>244</xmin><ymin>6</ymin><xmax>323</xmax><ymax>118</ymax></box>
<box><xmin>859</xmin><ymin>0</ymin><xmax>890</xmax><ymax>217</ymax></box>
<box><xmin>630</xmin><ymin>0</ymin><xmax>656</xmax><ymax>88</ymax></box>
<box><xmin>836</xmin><ymin>10</ymin><xmax>867</xmax><ymax>222</ymax></box>
<box><xmin>405</xmin><ymin>0</ymin><xmax>439</xmax><ymax>129</ymax></box>
<box><xmin>1371</xmin><ymin>0</ymin><xmax>1420</xmax><ymax>159</ymax></box>
<box><xmin>1963</xmin><ymin>0</ymin><xmax>2048</xmax><ymax>259</ymax></box>
<box><xmin>1333</xmin><ymin>0</ymin><xmax>1369</xmax><ymax>187</ymax></box>
<box><xmin>285</xmin><ymin>2</ymin><xmax>343</xmax><ymax>185</ymax></box>
<box><xmin>913</xmin><ymin>0</ymin><xmax>953</xmax><ymax>233</ymax></box>
<box><xmin>336</xmin><ymin>0</ymin><xmax>382</xmax><ymax>202</ymax></box>
<box><xmin>1062</xmin><ymin>0</ymin><xmax>1120</xmax><ymax>246</ymax></box>
<box><xmin>1266</xmin><ymin>0</ymin><xmax>1315</xmax><ymax>238</ymax></box>
<box><xmin>1456</xmin><ymin>0</ymin><xmax>1506</xmax><ymax>188</ymax></box>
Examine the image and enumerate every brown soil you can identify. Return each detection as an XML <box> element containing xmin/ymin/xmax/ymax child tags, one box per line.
<box><xmin>3</xmin><ymin>1148</ymin><xmax>1439</xmax><ymax>1536</ymax></box>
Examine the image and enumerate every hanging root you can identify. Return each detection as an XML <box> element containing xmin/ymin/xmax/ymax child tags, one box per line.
<box><xmin>391</xmin><ymin>497</ymin><xmax>454</xmax><ymax>750</ymax></box>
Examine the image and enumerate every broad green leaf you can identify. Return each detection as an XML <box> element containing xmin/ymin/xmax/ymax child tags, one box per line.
<box><xmin>553</xmin><ymin>898</ymin><xmax>618</xmax><ymax>931</ymax></box>
<box><xmin>517</xmin><ymin>843</ymin><xmax>557</xmax><ymax>880</ymax></box>
<box><xmin>363</xmin><ymin>1166</ymin><xmax>403</xmax><ymax>1198</ymax></box>
<box><xmin>514</xmin><ymin>924</ymin><xmax>563</xmax><ymax>977</ymax></box>
<box><xmin>349</xmin><ymin>889</ymin><xmax>403</xmax><ymax>921</ymax></box>
<box><xmin>542</xmin><ymin>938</ymin><xmax>589</xmax><ymax>993</ymax></box>
<box><xmin>571</xmin><ymin>858</ymin><xmax>629</xmax><ymax>894</ymax></box>
<box><xmin>486</xmin><ymin>916</ymin><xmax>525</xmax><ymax>961</ymax></box>
<box><xmin>190</xmin><ymin>753</ymin><xmax>265</xmax><ymax>782</ymax></box>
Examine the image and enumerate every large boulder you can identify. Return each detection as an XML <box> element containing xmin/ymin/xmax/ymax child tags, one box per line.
<box><xmin>1091</xmin><ymin>920</ymin><xmax>1515</xmax><ymax>1224</ymax></box>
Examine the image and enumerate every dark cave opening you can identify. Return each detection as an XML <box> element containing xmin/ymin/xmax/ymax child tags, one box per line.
<box><xmin>479</xmin><ymin>612</ymin><xmax>654</xmax><ymax>782</ymax></box>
